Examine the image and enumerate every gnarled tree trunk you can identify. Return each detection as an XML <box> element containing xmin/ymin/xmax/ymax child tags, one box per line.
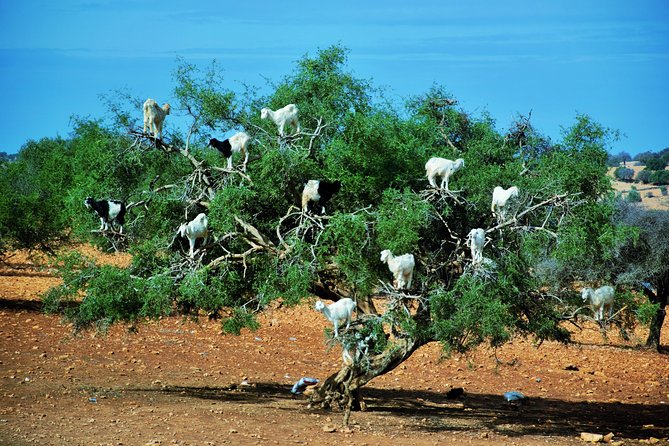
<box><xmin>645</xmin><ymin>275</ymin><xmax>668</xmax><ymax>352</ymax></box>
<box><xmin>310</xmin><ymin>334</ymin><xmax>428</xmax><ymax>424</ymax></box>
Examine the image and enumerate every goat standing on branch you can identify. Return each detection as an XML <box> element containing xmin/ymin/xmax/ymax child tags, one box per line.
<box><xmin>491</xmin><ymin>186</ymin><xmax>520</xmax><ymax>221</ymax></box>
<box><xmin>302</xmin><ymin>180</ymin><xmax>342</xmax><ymax>214</ymax></box>
<box><xmin>209</xmin><ymin>131</ymin><xmax>251</xmax><ymax>171</ymax></box>
<box><xmin>143</xmin><ymin>98</ymin><xmax>171</xmax><ymax>140</ymax></box>
<box><xmin>261</xmin><ymin>104</ymin><xmax>300</xmax><ymax>136</ymax></box>
<box><xmin>467</xmin><ymin>228</ymin><xmax>486</xmax><ymax>265</ymax></box>
<box><xmin>314</xmin><ymin>298</ymin><xmax>356</xmax><ymax>338</ymax></box>
<box><xmin>425</xmin><ymin>157</ymin><xmax>464</xmax><ymax>191</ymax></box>
<box><xmin>380</xmin><ymin>249</ymin><xmax>415</xmax><ymax>290</ymax></box>
<box><xmin>178</xmin><ymin>213</ymin><xmax>209</xmax><ymax>257</ymax></box>
<box><xmin>84</xmin><ymin>197</ymin><xmax>127</xmax><ymax>234</ymax></box>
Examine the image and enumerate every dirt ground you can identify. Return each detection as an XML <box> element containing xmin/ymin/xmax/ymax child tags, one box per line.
<box><xmin>1</xmin><ymin>248</ymin><xmax>668</xmax><ymax>446</ymax></box>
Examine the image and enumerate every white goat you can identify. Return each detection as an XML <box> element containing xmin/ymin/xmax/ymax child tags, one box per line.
<box><xmin>425</xmin><ymin>157</ymin><xmax>465</xmax><ymax>190</ymax></box>
<box><xmin>177</xmin><ymin>213</ymin><xmax>209</xmax><ymax>257</ymax></box>
<box><xmin>581</xmin><ymin>285</ymin><xmax>615</xmax><ymax>321</ymax></box>
<box><xmin>314</xmin><ymin>298</ymin><xmax>356</xmax><ymax>337</ymax></box>
<box><xmin>467</xmin><ymin>228</ymin><xmax>486</xmax><ymax>264</ymax></box>
<box><xmin>260</xmin><ymin>104</ymin><xmax>300</xmax><ymax>136</ymax></box>
<box><xmin>380</xmin><ymin>249</ymin><xmax>415</xmax><ymax>290</ymax></box>
<box><xmin>143</xmin><ymin>98</ymin><xmax>171</xmax><ymax>140</ymax></box>
<box><xmin>491</xmin><ymin>186</ymin><xmax>520</xmax><ymax>220</ymax></box>
<box><xmin>208</xmin><ymin>132</ymin><xmax>251</xmax><ymax>171</ymax></box>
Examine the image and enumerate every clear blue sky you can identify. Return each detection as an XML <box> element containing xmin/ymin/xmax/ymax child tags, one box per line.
<box><xmin>1</xmin><ymin>0</ymin><xmax>667</xmax><ymax>155</ymax></box>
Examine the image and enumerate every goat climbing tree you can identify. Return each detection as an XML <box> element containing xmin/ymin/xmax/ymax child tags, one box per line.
<box><xmin>37</xmin><ymin>46</ymin><xmax>649</xmax><ymax>421</ymax></box>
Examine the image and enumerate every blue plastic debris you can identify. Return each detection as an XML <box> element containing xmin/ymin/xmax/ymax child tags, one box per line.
<box><xmin>291</xmin><ymin>377</ymin><xmax>319</xmax><ymax>395</ymax></box>
<box><xmin>503</xmin><ymin>391</ymin><xmax>525</xmax><ymax>402</ymax></box>
<box><xmin>88</xmin><ymin>397</ymin><xmax>97</xmax><ymax>403</ymax></box>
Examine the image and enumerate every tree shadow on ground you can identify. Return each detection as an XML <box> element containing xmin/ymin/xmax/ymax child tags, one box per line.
<box><xmin>0</xmin><ymin>298</ymin><xmax>43</xmax><ymax>312</ymax></box>
<box><xmin>132</xmin><ymin>382</ymin><xmax>668</xmax><ymax>440</ymax></box>
<box><xmin>131</xmin><ymin>382</ymin><xmax>296</xmax><ymax>406</ymax></box>
<box><xmin>362</xmin><ymin>387</ymin><xmax>668</xmax><ymax>439</ymax></box>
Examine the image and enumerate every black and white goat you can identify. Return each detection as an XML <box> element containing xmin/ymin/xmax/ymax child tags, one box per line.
<box><xmin>208</xmin><ymin>132</ymin><xmax>251</xmax><ymax>171</ymax></box>
<box><xmin>84</xmin><ymin>197</ymin><xmax>127</xmax><ymax>234</ymax></box>
<box><xmin>301</xmin><ymin>180</ymin><xmax>342</xmax><ymax>214</ymax></box>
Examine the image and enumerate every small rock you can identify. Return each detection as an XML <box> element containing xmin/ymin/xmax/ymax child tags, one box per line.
<box><xmin>602</xmin><ymin>433</ymin><xmax>615</xmax><ymax>443</ymax></box>
<box><xmin>565</xmin><ymin>364</ymin><xmax>579</xmax><ymax>371</ymax></box>
<box><xmin>580</xmin><ymin>432</ymin><xmax>604</xmax><ymax>442</ymax></box>
<box><xmin>322</xmin><ymin>425</ymin><xmax>337</xmax><ymax>433</ymax></box>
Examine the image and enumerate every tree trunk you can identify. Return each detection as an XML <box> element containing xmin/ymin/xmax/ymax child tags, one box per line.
<box><xmin>646</xmin><ymin>276</ymin><xmax>668</xmax><ymax>352</ymax></box>
<box><xmin>309</xmin><ymin>335</ymin><xmax>428</xmax><ymax>423</ymax></box>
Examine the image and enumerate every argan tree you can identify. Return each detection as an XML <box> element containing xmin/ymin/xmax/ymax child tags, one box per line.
<box><xmin>609</xmin><ymin>200</ymin><xmax>669</xmax><ymax>351</ymax></box>
<box><xmin>32</xmin><ymin>46</ymin><xmax>642</xmax><ymax>420</ymax></box>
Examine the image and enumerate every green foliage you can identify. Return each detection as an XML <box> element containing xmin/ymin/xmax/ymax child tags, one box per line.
<box><xmin>209</xmin><ymin>185</ymin><xmax>256</xmax><ymax>234</ymax></box>
<box><xmin>0</xmin><ymin>137</ymin><xmax>73</xmax><ymax>251</ymax></box>
<box><xmin>376</xmin><ymin>189</ymin><xmax>431</xmax><ymax>255</ymax></box>
<box><xmin>320</xmin><ymin>212</ymin><xmax>375</xmax><ymax>295</ymax></box>
<box><xmin>626</xmin><ymin>186</ymin><xmax>642</xmax><ymax>203</ymax></box>
<box><xmin>178</xmin><ymin>266</ymin><xmax>245</xmax><ymax>315</ymax></box>
<box><xmin>430</xmin><ymin>277</ymin><xmax>513</xmax><ymax>354</ymax></box>
<box><xmin>172</xmin><ymin>58</ymin><xmax>238</xmax><ymax>134</ymax></box>
<box><xmin>648</xmin><ymin>170</ymin><xmax>669</xmax><ymax>185</ymax></box>
<box><xmin>221</xmin><ymin>308</ymin><xmax>260</xmax><ymax>335</ymax></box>
<box><xmin>74</xmin><ymin>266</ymin><xmax>144</xmax><ymax>330</ymax></box>
<box><xmin>138</xmin><ymin>274</ymin><xmax>175</xmax><ymax>318</ymax></box>
<box><xmin>41</xmin><ymin>251</ymin><xmax>98</xmax><ymax>314</ymax></box>
<box><xmin>636</xmin><ymin>300</ymin><xmax>661</xmax><ymax>327</ymax></box>
<box><xmin>536</xmin><ymin>114</ymin><xmax>614</xmax><ymax>198</ymax></box>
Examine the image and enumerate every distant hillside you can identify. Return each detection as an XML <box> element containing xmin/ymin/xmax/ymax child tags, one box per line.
<box><xmin>0</xmin><ymin>152</ymin><xmax>18</xmax><ymax>162</ymax></box>
<box><xmin>609</xmin><ymin>163</ymin><xmax>669</xmax><ymax>211</ymax></box>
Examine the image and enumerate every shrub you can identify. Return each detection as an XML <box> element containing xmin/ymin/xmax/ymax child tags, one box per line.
<box><xmin>636</xmin><ymin>169</ymin><xmax>652</xmax><ymax>184</ymax></box>
<box><xmin>626</xmin><ymin>187</ymin><xmax>642</xmax><ymax>203</ymax></box>
<box><xmin>614</xmin><ymin>167</ymin><xmax>634</xmax><ymax>182</ymax></box>
<box><xmin>649</xmin><ymin>170</ymin><xmax>669</xmax><ymax>185</ymax></box>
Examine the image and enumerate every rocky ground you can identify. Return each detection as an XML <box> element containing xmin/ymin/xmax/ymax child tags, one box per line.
<box><xmin>1</xmin><ymin>247</ymin><xmax>668</xmax><ymax>446</ymax></box>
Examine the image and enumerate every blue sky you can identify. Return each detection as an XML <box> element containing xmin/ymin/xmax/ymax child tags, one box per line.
<box><xmin>0</xmin><ymin>0</ymin><xmax>667</xmax><ymax>155</ymax></box>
